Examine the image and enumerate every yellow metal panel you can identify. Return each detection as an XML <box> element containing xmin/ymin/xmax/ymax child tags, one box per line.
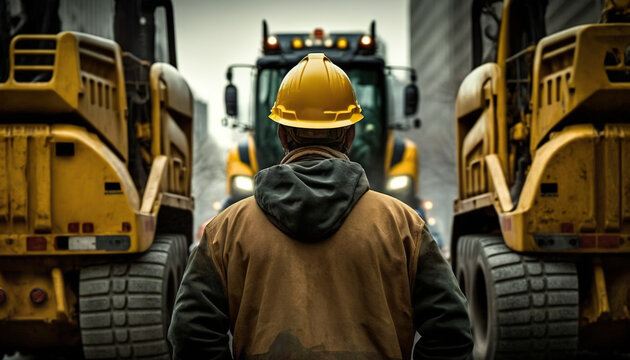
<box><xmin>156</xmin><ymin>64</ymin><xmax>194</xmax><ymax>118</ymax></box>
<box><xmin>0</xmin><ymin>236</ymin><xmax>22</xmax><ymax>254</ymax></box>
<box><xmin>0</xmin><ymin>127</ymin><xmax>8</xmax><ymax>222</ymax></box>
<box><xmin>0</xmin><ymin>262</ymin><xmax>76</xmax><ymax>324</ymax></box>
<box><xmin>51</xmin><ymin>268</ymin><xmax>68</xmax><ymax>320</ymax></box>
<box><xmin>603</xmin><ymin>127</ymin><xmax>620</xmax><ymax>232</ymax></box>
<box><xmin>141</xmin><ymin>155</ymin><xmax>169</xmax><ymax>214</ymax></box>
<box><xmin>461</xmin><ymin>114</ymin><xmax>488</xmax><ymax>197</ymax></box>
<box><xmin>150</xmin><ymin>72</ymin><xmax>163</xmax><ymax>158</ymax></box>
<box><xmin>494</xmin><ymin>0</ymin><xmax>510</xmax><ymax>177</ymax></box>
<box><xmin>74</xmin><ymin>32</ymin><xmax>128</xmax><ymax>162</ymax></box>
<box><xmin>150</xmin><ymin>63</ymin><xmax>194</xmax><ymax>156</ymax></box>
<box><xmin>499</xmin><ymin>124</ymin><xmax>630</xmax><ymax>253</ymax></box>
<box><xmin>485</xmin><ymin>154</ymin><xmax>513</xmax><ymax>212</ymax></box>
<box><xmin>581</xmin><ymin>258</ymin><xmax>630</xmax><ymax>325</ymax></box>
<box><xmin>149</xmin><ymin>63</ymin><xmax>194</xmax><ymax>198</ymax></box>
<box><xmin>496</xmin><ymin>0</ymin><xmax>512</xmax><ymax>69</ymax></box>
<box><xmin>33</xmin><ymin>131</ymin><xmax>52</xmax><ymax>232</ymax></box>
<box><xmin>0</xmin><ymin>124</ymin><xmax>159</xmax><ymax>256</ymax></box>
<box><xmin>49</xmin><ymin>125</ymin><xmax>139</xmax><ymax>247</ymax></box>
<box><xmin>0</xmin><ymin>32</ymin><xmax>128</xmax><ymax>161</ymax></box>
<box><xmin>502</xmin><ymin>125</ymin><xmax>598</xmax><ymax>252</ymax></box>
<box><xmin>10</xmin><ymin>129</ymin><xmax>27</xmax><ymax>222</ymax></box>
<box><xmin>51</xmin><ymin>125</ymin><xmax>139</xmax><ymax>209</ymax></box>
<box><xmin>0</xmin><ymin>270</ymin><xmax>58</xmax><ymax>321</ymax></box>
<box><xmin>454</xmin><ymin>193</ymin><xmax>494</xmax><ymax>215</ymax></box>
<box><xmin>456</xmin><ymin>68</ymin><xmax>500</xmax><ymax>200</ymax></box>
<box><xmin>455</xmin><ymin>63</ymin><xmax>501</xmax><ymax>119</ymax></box>
<box><xmin>158</xmin><ymin>192</ymin><xmax>194</xmax><ymax>212</ymax></box>
<box><xmin>530</xmin><ymin>24</ymin><xmax>630</xmax><ymax>151</ymax></box>
<box><xmin>461</xmin><ymin>116</ymin><xmax>486</xmax><ymax>161</ymax></box>
<box><xmin>1</xmin><ymin>33</ymin><xmax>77</xmax><ymax>111</ymax></box>
<box><xmin>607</xmin><ymin>264</ymin><xmax>630</xmax><ymax>322</ymax></box>
<box><xmin>165</xmin><ymin>114</ymin><xmax>190</xmax><ymax>195</ymax></box>
<box><xmin>593</xmin><ymin>262</ymin><xmax>611</xmax><ymax>316</ymax></box>
<box><xmin>136</xmin><ymin>213</ymin><xmax>157</xmax><ymax>252</ymax></box>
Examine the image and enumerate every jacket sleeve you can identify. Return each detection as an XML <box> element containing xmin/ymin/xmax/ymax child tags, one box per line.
<box><xmin>168</xmin><ymin>233</ymin><xmax>232</xmax><ymax>360</ymax></box>
<box><xmin>412</xmin><ymin>226</ymin><xmax>473</xmax><ymax>360</ymax></box>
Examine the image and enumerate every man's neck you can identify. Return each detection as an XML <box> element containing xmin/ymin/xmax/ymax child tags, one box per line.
<box><xmin>280</xmin><ymin>145</ymin><xmax>349</xmax><ymax>164</ymax></box>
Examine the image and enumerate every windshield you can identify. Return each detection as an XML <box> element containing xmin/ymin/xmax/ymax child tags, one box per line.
<box><xmin>255</xmin><ymin>66</ymin><xmax>385</xmax><ymax>184</ymax></box>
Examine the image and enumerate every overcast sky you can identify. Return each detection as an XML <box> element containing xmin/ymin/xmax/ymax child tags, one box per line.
<box><xmin>172</xmin><ymin>0</ymin><xmax>410</xmax><ymax>147</ymax></box>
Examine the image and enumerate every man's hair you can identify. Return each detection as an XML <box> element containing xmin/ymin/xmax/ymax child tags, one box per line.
<box><xmin>282</xmin><ymin>125</ymin><xmax>351</xmax><ymax>153</ymax></box>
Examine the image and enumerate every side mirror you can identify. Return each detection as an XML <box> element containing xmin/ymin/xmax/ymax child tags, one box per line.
<box><xmin>225</xmin><ymin>84</ymin><xmax>238</xmax><ymax>117</ymax></box>
<box><xmin>404</xmin><ymin>83</ymin><xmax>419</xmax><ymax>116</ymax></box>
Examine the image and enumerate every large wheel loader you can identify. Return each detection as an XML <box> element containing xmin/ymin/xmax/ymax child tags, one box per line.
<box><xmin>452</xmin><ymin>0</ymin><xmax>630</xmax><ymax>358</ymax></box>
<box><xmin>0</xmin><ymin>0</ymin><xmax>194</xmax><ymax>358</ymax></box>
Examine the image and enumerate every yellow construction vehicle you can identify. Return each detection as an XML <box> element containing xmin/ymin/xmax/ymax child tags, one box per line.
<box><xmin>222</xmin><ymin>21</ymin><xmax>421</xmax><ymax>210</ymax></box>
<box><xmin>452</xmin><ymin>0</ymin><xmax>630</xmax><ymax>358</ymax></box>
<box><xmin>0</xmin><ymin>0</ymin><xmax>193</xmax><ymax>358</ymax></box>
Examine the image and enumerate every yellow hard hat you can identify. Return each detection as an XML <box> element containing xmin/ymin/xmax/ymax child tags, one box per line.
<box><xmin>269</xmin><ymin>53</ymin><xmax>363</xmax><ymax>129</ymax></box>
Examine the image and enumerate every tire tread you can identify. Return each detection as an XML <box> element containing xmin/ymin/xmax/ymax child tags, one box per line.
<box><xmin>457</xmin><ymin>235</ymin><xmax>579</xmax><ymax>359</ymax></box>
<box><xmin>79</xmin><ymin>234</ymin><xmax>187</xmax><ymax>359</ymax></box>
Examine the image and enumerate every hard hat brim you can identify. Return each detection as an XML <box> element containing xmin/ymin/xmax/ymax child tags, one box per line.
<box><xmin>269</xmin><ymin>113</ymin><xmax>364</xmax><ymax>129</ymax></box>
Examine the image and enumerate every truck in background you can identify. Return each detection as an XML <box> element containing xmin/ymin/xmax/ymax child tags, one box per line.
<box><xmin>222</xmin><ymin>21</ymin><xmax>422</xmax><ymax>211</ymax></box>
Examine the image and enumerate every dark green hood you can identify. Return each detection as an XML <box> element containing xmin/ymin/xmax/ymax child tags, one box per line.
<box><xmin>254</xmin><ymin>148</ymin><xmax>369</xmax><ymax>243</ymax></box>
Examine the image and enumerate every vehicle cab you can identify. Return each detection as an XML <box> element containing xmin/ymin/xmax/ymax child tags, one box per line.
<box><xmin>223</xmin><ymin>21</ymin><xmax>421</xmax><ymax>210</ymax></box>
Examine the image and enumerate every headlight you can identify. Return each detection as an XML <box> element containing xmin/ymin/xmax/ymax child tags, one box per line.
<box><xmin>386</xmin><ymin>175</ymin><xmax>411</xmax><ymax>191</ymax></box>
<box><xmin>232</xmin><ymin>175</ymin><xmax>254</xmax><ymax>192</ymax></box>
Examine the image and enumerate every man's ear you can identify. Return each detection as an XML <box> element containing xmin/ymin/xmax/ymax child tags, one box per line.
<box><xmin>277</xmin><ymin>124</ymin><xmax>290</xmax><ymax>152</ymax></box>
<box><xmin>345</xmin><ymin>125</ymin><xmax>355</xmax><ymax>153</ymax></box>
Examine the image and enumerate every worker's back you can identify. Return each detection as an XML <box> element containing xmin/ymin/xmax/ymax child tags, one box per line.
<box><xmin>168</xmin><ymin>53</ymin><xmax>472</xmax><ymax>360</ymax></box>
<box><xmin>212</xmin><ymin>190</ymin><xmax>420</xmax><ymax>359</ymax></box>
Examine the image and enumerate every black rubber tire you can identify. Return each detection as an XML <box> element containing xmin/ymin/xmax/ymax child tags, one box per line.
<box><xmin>456</xmin><ymin>235</ymin><xmax>579</xmax><ymax>360</ymax></box>
<box><xmin>79</xmin><ymin>234</ymin><xmax>188</xmax><ymax>359</ymax></box>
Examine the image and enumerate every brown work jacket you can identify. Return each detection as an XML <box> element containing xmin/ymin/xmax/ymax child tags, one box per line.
<box><xmin>169</xmin><ymin>148</ymin><xmax>472</xmax><ymax>360</ymax></box>
<box><xmin>212</xmin><ymin>191</ymin><xmax>420</xmax><ymax>359</ymax></box>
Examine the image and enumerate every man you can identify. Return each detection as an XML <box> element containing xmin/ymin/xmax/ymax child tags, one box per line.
<box><xmin>168</xmin><ymin>53</ymin><xmax>472</xmax><ymax>359</ymax></box>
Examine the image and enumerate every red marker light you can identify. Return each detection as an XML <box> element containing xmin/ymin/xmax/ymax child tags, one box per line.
<box><xmin>68</xmin><ymin>222</ymin><xmax>79</xmax><ymax>233</ymax></box>
<box><xmin>26</xmin><ymin>236</ymin><xmax>47</xmax><ymax>251</ymax></box>
<box><xmin>314</xmin><ymin>28</ymin><xmax>324</xmax><ymax>38</ymax></box>
<box><xmin>581</xmin><ymin>235</ymin><xmax>596</xmax><ymax>248</ymax></box>
<box><xmin>560</xmin><ymin>223</ymin><xmax>574</xmax><ymax>233</ymax></box>
<box><xmin>82</xmin><ymin>222</ymin><xmax>94</xmax><ymax>233</ymax></box>
<box><xmin>30</xmin><ymin>288</ymin><xmax>47</xmax><ymax>304</ymax></box>
<box><xmin>599</xmin><ymin>235</ymin><xmax>620</xmax><ymax>248</ymax></box>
